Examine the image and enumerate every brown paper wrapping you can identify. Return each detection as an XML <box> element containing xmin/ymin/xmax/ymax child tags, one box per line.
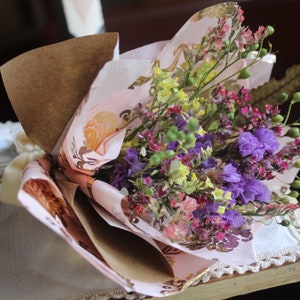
<box><xmin>1</xmin><ymin>33</ymin><xmax>176</xmax><ymax>283</ymax></box>
<box><xmin>0</xmin><ymin>33</ymin><xmax>118</xmax><ymax>153</ymax></box>
<box><xmin>54</xmin><ymin>171</ymin><xmax>174</xmax><ymax>281</ymax></box>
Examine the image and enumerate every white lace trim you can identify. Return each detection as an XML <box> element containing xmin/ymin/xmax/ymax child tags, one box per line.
<box><xmin>201</xmin><ymin>245</ymin><xmax>300</xmax><ymax>283</ymax></box>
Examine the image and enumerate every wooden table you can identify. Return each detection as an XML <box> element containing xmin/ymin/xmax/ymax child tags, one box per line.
<box><xmin>151</xmin><ymin>259</ymin><xmax>300</xmax><ymax>299</ymax></box>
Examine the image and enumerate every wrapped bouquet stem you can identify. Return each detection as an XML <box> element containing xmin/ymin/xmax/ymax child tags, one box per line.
<box><xmin>1</xmin><ymin>2</ymin><xmax>300</xmax><ymax>297</ymax></box>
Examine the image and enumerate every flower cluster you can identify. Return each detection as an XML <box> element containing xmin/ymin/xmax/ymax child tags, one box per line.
<box><xmin>95</xmin><ymin>7</ymin><xmax>300</xmax><ymax>251</ymax></box>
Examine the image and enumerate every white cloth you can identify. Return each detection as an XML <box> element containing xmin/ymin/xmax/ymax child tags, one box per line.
<box><xmin>0</xmin><ymin>122</ymin><xmax>44</xmax><ymax>206</ymax></box>
<box><xmin>0</xmin><ymin>202</ymin><xmax>131</xmax><ymax>300</ymax></box>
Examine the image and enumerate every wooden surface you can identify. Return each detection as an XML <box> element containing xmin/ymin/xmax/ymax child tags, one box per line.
<box><xmin>151</xmin><ymin>259</ymin><xmax>300</xmax><ymax>299</ymax></box>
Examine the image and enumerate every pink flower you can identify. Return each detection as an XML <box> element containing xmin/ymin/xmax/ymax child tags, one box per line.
<box><xmin>215</xmin><ymin>231</ymin><xmax>226</xmax><ymax>241</ymax></box>
<box><xmin>162</xmin><ymin>222</ymin><xmax>189</xmax><ymax>241</ymax></box>
<box><xmin>237</xmin><ymin>7</ymin><xmax>245</xmax><ymax>22</ymax></box>
<box><xmin>214</xmin><ymin>18</ymin><xmax>230</xmax><ymax>49</ymax></box>
<box><xmin>134</xmin><ymin>204</ymin><xmax>147</xmax><ymax>217</ymax></box>
<box><xmin>179</xmin><ymin>196</ymin><xmax>198</xmax><ymax>217</ymax></box>
<box><xmin>254</xmin><ymin>26</ymin><xmax>266</xmax><ymax>41</ymax></box>
<box><xmin>170</xmin><ymin>199</ymin><xmax>178</xmax><ymax>208</ymax></box>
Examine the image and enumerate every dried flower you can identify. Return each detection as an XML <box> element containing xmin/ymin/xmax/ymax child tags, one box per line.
<box><xmin>92</xmin><ymin>5</ymin><xmax>300</xmax><ymax>252</ymax></box>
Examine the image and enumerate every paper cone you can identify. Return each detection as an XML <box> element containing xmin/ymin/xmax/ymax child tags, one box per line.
<box><xmin>0</xmin><ymin>33</ymin><xmax>118</xmax><ymax>153</ymax></box>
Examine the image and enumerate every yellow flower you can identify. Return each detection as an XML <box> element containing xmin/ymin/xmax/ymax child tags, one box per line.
<box><xmin>196</xmin><ymin>125</ymin><xmax>206</xmax><ymax>136</ymax></box>
<box><xmin>223</xmin><ymin>191</ymin><xmax>232</xmax><ymax>201</ymax></box>
<box><xmin>181</xmin><ymin>172</ymin><xmax>201</xmax><ymax>194</ymax></box>
<box><xmin>212</xmin><ymin>188</ymin><xmax>232</xmax><ymax>203</ymax></box>
<box><xmin>195</xmin><ymin>60</ymin><xmax>217</xmax><ymax>87</ymax></box>
<box><xmin>217</xmin><ymin>206</ymin><xmax>226</xmax><ymax>215</ymax></box>
<box><xmin>204</xmin><ymin>177</ymin><xmax>214</xmax><ymax>188</ymax></box>
<box><xmin>157</xmin><ymin>89</ymin><xmax>172</xmax><ymax>102</ymax></box>
<box><xmin>168</xmin><ymin>160</ymin><xmax>190</xmax><ymax>185</ymax></box>
<box><xmin>175</xmin><ymin>89</ymin><xmax>188</xmax><ymax>101</ymax></box>
<box><xmin>212</xmin><ymin>187</ymin><xmax>225</xmax><ymax>201</ymax></box>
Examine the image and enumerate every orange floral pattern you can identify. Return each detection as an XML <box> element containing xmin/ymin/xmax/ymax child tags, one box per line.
<box><xmin>84</xmin><ymin>111</ymin><xmax>121</xmax><ymax>150</ymax></box>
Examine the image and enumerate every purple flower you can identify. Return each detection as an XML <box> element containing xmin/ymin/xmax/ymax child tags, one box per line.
<box><xmin>223</xmin><ymin>210</ymin><xmax>245</xmax><ymax>228</ymax></box>
<box><xmin>220</xmin><ymin>163</ymin><xmax>243</xmax><ymax>183</ymax></box>
<box><xmin>193</xmin><ymin>208</ymin><xmax>206</xmax><ymax>219</ymax></box>
<box><xmin>238</xmin><ymin>128</ymin><xmax>280</xmax><ymax>163</ymax></box>
<box><xmin>111</xmin><ymin>162</ymin><xmax>131</xmax><ymax>190</ymax></box>
<box><xmin>253</xmin><ymin>127</ymin><xmax>279</xmax><ymax>155</ymax></box>
<box><xmin>124</xmin><ymin>148</ymin><xmax>145</xmax><ymax>173</ymax></box>
<box><xmin>191</xmin><ymin>133</ymin><xmax>213</xmax><ymax>156</ymax></box>
<box><xmin>166</xmin><ymin>141</ymin><xmax>179</xmax><ymax>151</ymax></box>
<box><xmin>239</xmin><ymin>179</ymin><xmax>271</xmax><ymax>204</ymax></box>
<box><xmin>220</xmin><ymin>163</ymin><xmax>245</xmax><ymax>203</ymax></box>
<box><xmin>200</xmin><ymin>157</ymin><xmax>216</xmax><ymax>169</ymax></box>
<box><xmin>226</xmin><ymin>181</ymin><xmax>245</xmax><ymax>202</ymax></box>
<box><xmin>237</xmin><ymin>131</ymin><xmax>266</xmax><ymax>161</ymax></box>
<box><xmin>173</xmin><ymin>115</ymin><xmax>187</xmax><ymax>130</ymax></box>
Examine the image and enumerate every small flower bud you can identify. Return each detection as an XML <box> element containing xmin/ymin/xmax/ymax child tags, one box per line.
<box><xmin>185</xmin><ymin>76</ymin><xmax>195</xmax><ymax>86</ymax></box>
<box><xmin>291</xmin><ymin>92</ymin><xmax>300</xmax><ymax>104</ymax></box>
<box><xmin>165</xmin><ymin>132</ymin><xmax>177</xmax><ymax>142</ymax></box>
<box><xmin>144</xmin><ymin>187</ymin><xmax>154</xmax><ymax>197</ymax></box>
<box><xmin>259</xmin><ymin>48</ymin><xmax>268</xmax><ymax>57</ymax></box>
<box><xmin>227</xmin><ymin>112</ymin><xmax>235</xmax><ymax>120</ymax></box>
<box><xmin>286</xmin><ymin>127</ymin><xmax>300</xmax><ymax>138</ymax></box>
<box><xmin>165</xmin><ymin>126</ymin><xmax>178</xmax><ymax>142</ymax></box>
<box><xmin>186</xmin><ymin>117</ymin><xmax>198</xmax><ymax>132</ymax></box>
<box><xmin>238</xmin><ymin>68</ymin><xmax>251</xmax><ymax>79</ymax></box>
<box><xmin>271</xmin><ymin>114</ymin><xmax>284</xmax><ymax>123</ymax></box>
<box><xmin>293</xmin><ymin>160</ymin><xmax>300</xmax><ymax>168</ymax></box>
<box><xmin>291</xmin><ymin>179</ymin><xmax>300</xmax><ymax>189</ymax></box>
<box><xmin>177</xmin><ymin>130</ymin><xmax>185</xmax><ymax>141</ymax></box>
<box><xmin>163</xmin><ymin>150</ymin><xmax>175</xmax><ymax>159</ymax></box>
<box><xmin>288</xmin><ymin>190</ymin><xmax>299</xmax><ymax>198</ymax></box>
<box><xmin>266</xmin><ymin>25</ymin><xmax>275</xmax><ymax>36</ymax></box>
<box><xmin>279</xmin><ymin>220</ymin><xmax>290</xmax><ymax>227</ymax></box>
<box><xmin>250</xmin><ymin>43</ymin><xmax>259</xmax><ymax>51</ymax></box>
<box><xmin>149</xmin><ymin>152</ymin><xmax>163</xmax><ymax>166</ymax></box>
<box><xmin>278</xmin><ymin>92</ymin><xmax>289</xmax><ymax>104</ymax></box>
<box><xmin>279</xmin><ymin>196</ymin><xmax>291</xmax><ymax>204</ymax></box>
<box><xmin>184</xmin><ymin>132</ymin><xmax>196</xmax><ymax>148</ymax></box>
<box><xmin>223</xmin><ymin>40</ymin><xmax>230</xmax><ymax>48</ymax></box>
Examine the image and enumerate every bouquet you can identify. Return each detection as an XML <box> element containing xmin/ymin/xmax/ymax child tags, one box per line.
<box><xmin>1</xmin><ymin>1</ymin><xmax>300</xmax><ymax>298</ymax></box>
<box><xmin>57</xmin><ymin>1</ymin><xmax>300</xmax><ymax>253</ymax></box>
<box><xmin>91</xmin><ymin>12</ymin><xmax>299</xmax><ymax>251</ymax></box>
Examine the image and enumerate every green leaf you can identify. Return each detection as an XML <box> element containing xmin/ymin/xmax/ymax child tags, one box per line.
<box><xmin>250</xmin><ymin>63</ymin><xmax>300</xmax><ymax>109</ymax></box>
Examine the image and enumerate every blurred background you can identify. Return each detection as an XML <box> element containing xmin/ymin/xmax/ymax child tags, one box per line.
<box><xmin>0</xmin><ymin>0</ymin><xmax>299</xmax><ymax>297</ymax></box>
<box><xmin>1</xmin><ymin>0</ymin><xmax>300</xmax><ymax>122</ymax></box>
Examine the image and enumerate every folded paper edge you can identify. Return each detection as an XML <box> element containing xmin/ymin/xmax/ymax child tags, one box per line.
<box><xmin>0</xmin><ymin>33</ymin><xmax>119</xmax><ymax>153</ymax></box>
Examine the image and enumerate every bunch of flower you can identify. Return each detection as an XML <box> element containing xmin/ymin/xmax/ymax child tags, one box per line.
<box><xmin>95</xmin><ymin>7</ymin><xmax>300</xmax><ymax>251</ymax></box>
